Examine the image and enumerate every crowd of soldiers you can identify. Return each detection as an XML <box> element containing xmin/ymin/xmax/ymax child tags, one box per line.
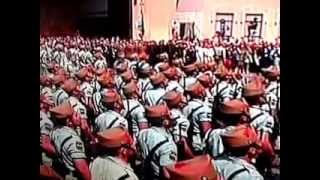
<box><xmin>40</xmin><ymin>35</ymin><xmax>280</xmax><ymax>180</ymax></box>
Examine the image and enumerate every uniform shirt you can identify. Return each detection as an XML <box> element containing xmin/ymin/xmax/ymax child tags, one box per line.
<box><xmin>57</xmin><ymin>52</ymin><xmax>69</xmax><ymax>70</ymax></box>
<box><xmin>203</xmin><ymin>126</ymin><xmax>237</xmax><ymax>158</ymax></box>
<box><xmin>154</xmin><ymin>62</ymin><xmax>167</xmax><ymax>72</ymax></box>
<box><xmin>229</xmin><ymin>80</ymin><xmax>243</xmax><ymax>100</ymax></box>
<box><xmin>266</xmin><ymin>92</ymin><xmax>279</xmax><ymax>112</ymax></box>
<box><xmin>142</xmin><ymin>87</ymin><xmax>166</xmax><ymax>107</ymax></box>
<box><xmin>214</xmin><ymin>46</ymin><xmax>226</xmax><ymax>59</ymax></box>
<box><xmin>207</xmin><ymin>48</ymin><xmax>215</xmax><ymax>62</ymax></box>
<box><xmin>53</xmin><ymin>88</ymin><xmax>69</xmax><ymax>106</ymax></box>
<box><xmin>211</xmin><ymin>80</ymin><xmax>233</xmax><ymax>103</ymax></box>
<box><xmin>80</xmin><ymin>81</ymin><xmax>95</xmax><ymax>106</ymax></box>
<box><xmin>113</xmin><ymin>59</ymin><xmax>130</xmax><ymax>69</ymax></box>
<box><xmin>122</xmin><ymin>99</ymin><xmax>148</xmax><ymax>137</ymax></box>
<box><xmin>128</xmin><ymin>61</ymin><xmax>138</xmax><ymax>79</ymax></box>
<box><xmin>116</xmin><ymin>76</ymin><xmax>126</xmax><ymax>92</ymax></box>
<box><xmin>46</xmin><ymin>47</ymin><xmax>53</xmax><ymax>62</ymax></box>
<box><xmin>69</xmin><ymin>96</ymin><xmax>87</xmax><ymax>119</ymax></box>
<box><xmin>249</xmin><ymin>106</ymin><xmax>275</xmax><ymax>134</ymax></box>
<box><xmin>179</xmin><ymin>76</ymin><xmax>197</xmax><ymax>90</ymax></box>
<box><xmin>137</xmin><ymin>127</ymin><xmax>178</xmax><ymax>178</ymax></box>
<box><xmin>196</xmin><ymin>46</ymin><xmax>204</xmax><ymax>63</ymax></box>
<box><xmin>92</xmin><ymin>79</ymin><xmax>102</xmax><ymax>93</ymax></box>
<box><xmin>182</xmin><ymin>99</ymin><xmax>212</xmax><ymax>152</ymax></box>
<box><xmin>50</xmin><ymin>126</ymin><xmax>87</xmax><ymax>172</ymax></box>
<box><xmin>90</xmin><ymin>155</ymin><xmax>139</xmax><ymax>180</ymax></box>
<box><xmin>91</xmin><ymin>91</ymin><xmax>106</xmax><ymax>116</ymax></box>
<box><xmin>170</xmin><ymin>108</ymin><xmax>190</xmax><ymax>143</ymax></box>
<box><xmin>68</xmin><ymin>48</ymin><xmax>79</xmax><ymax>63</ymax></box>
<box><xmin>265</xmin><ymin>81</ymin><xmax>280</xmax><ymax>111</ymax></box>
<box><xmin>265</xmin><ymin>81</ymin><xmax>280</xmax><ymax>97</ymax></box>
<box><xmin>41</xmin><ymin>86</ymin><xmax>53</xmax><ymax>101</ymax></box>
<box><xmin>94</xmin><ymin>110</ymin><xmax>128</xmax><ymax>133</ymax></box>
<box><xmin>84</xmin><ymin>51</ymin><xmax>94</xmax><ymax>65</ymax></box>
<box><xmin>52</xmin><ymin>51</ymin><xmax>63</xmax><ymax>64</ymax></box>
<box><xmin>165</xmin><ymin>80</ymin><xmax>184</xmax><ymax>94</ymax></box>
<box><xmin>64</xmin><ymin>61</ymin><xmax>76</xmax><ymax>74</ymax></box>
<box><xmin>137</xmin><ymin>78</ymin><xmax>153</xmax><ymax>96</ymax></box>
<box><xmin>94</xmin><ymin>59</ymin><xmax>107</xmax><ymax>71</ymax></box>
<box><xmin>78</xmin><ymin>50</ymin><xmax>87</xmax><ymax>68</ymax></box>
<box><xmin>204</xmin><ymin>88</ymin><xmax>214</xmax><ymax>109</ymax></box>
<box><xmin>40</xmin><ymin>48</ymin><xmax>50</xmax><ymax>65</ymax></box>
<box><xmin>40</xmin><ymin>111</ymin><xmax>54</xmax><ymax>138</ymax></box>
<box><xmin>214</xmin><ymin>156</ymin><xmax>264</xmax><ymax>180</ymax></box>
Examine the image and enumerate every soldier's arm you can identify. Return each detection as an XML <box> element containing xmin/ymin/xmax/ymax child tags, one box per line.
<box><xmin>179</xmin><ymin>137</ymin><xmax>194</xmax><ymax>159</ymax></box>
<box><xmin>74</xmin><ymin>159</ymin><xmax>91</xmax><ymax>180</ymax></box>
<box><xmin>158</xmin><ymin>143</ymin><xmax>178</xmax><ymax>168</ymax></box>
<box><xmin>68</xmin><ymin>140</ymin><xmax>91</xmax><ymax>180</ymax></box>
<box><xmin>40</xmin><ymin>135</ymin><xmax>56</xmax><ymax>157</ymax></box>
<box><xmin>80</xmin><ymin>119</ymin><xmax>95</xmax><ymax>142</ymax></box>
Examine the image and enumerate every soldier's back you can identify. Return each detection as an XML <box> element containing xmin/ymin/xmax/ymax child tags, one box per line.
<box><xmin>90</xmin><ymin>156</ymin><xmax>139</xmax><ymax>180</ymax></box>
<box><xmin>214</xmin><ymin>156</ymin><xmax>264</xmax><ymax>180</ymax></box>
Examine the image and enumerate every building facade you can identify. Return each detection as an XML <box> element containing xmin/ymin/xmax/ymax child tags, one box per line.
<box><xmin>132</xmin><ymin>0</ymin><xmax>280</xmax><ymax>42</ymax></box>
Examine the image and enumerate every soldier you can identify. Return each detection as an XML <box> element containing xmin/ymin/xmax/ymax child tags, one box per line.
<box><xmin>118</xmin><ymin>70</ymin><xmax>135</xmax><ymax>96</ymax></box>
<box><xmin>136</xmin><ymin>61</ymin><xmax>153</xmax><ymax>96</ymax></box>
<box><xmin>142</xmin><ymin>72</ymin><xmax>167</xmax><ymax>107</ymax></box>
<box><xmin>93</xmin><ymin>52</ymin><xmax>107</xmax><ymax>72</ymax></box>
<box><xmin>137</xmin><ymin>105</ymin><xmax>178</xmax><ymax>180</ymax></box>
<box><xmin>242</xmin><ymin>80</ymin><xmax>275</xmax><ymax>159</ymax></box>
<box><xmin>40</xmin><ymin>164</ymin><xmax>63</xmax><ymax>180</ymax></box>
<box><xmin>263</xmin><ymin>67</ymin><xmax>280</xmax><ymax>116</ymax></box>
<box><xmin>47</xmin><ymin>102</ymin><xmax>91</xmax><ymax>180</ymax></box>
<box><xmin>212</xmin><ymin>65</ymin><xmax>233</xmax><ymax>107</ymax></box>
<box><xmin>52</xmin><ymin>44</ymin><xmax>68</xmax><ymax>69</ymax></box>
<box><xmin>61</xmin><ymin>78</ymin><xmax>93</xmax><ymax>138</ymax></box>
<box><xmin>40</xmin><ymin>95</ymin><xmax>55</xmax><ymax>166</ymax></box>
<box><xmin>163</xmin><ymin>155</ymin><xmax>218</xmax><ymax>180</ymax></box>
<box><xmin>94</xmin><ymin>89</ymin><xmax>128</xmax><ymax>133</ymax></box>
<box><xmin>122</xmin><ymin>81</ymin><xmax>149</xmax><ymax>137</ymax></box>
<box><xmin>113</xmin><ymin>51</ymin><xmax>130</xmax><ymax>70</ymax></box>
<box><xmin>76</xmin><ymin>67</ymin><xmax>100</xmax><ymax>107</ymax></box>
<box><xmin>162</xmin><ymin>91</ymin><xmax>194</xmax><ymax>160</ymax></box>
<box><xmin>84</xmin><ymin>45</ymin><xmax>94</xmax><ymax>66</ymax></box>
<box><xmin>90</xmin><ymin>128</ymin><xmax>139</xmax><ymax>180</ymax></box>
<box><xmin>183</xmin><ymin>82</ymin><xmax>212</xmax><ymax>154</ymax></box>
<box><xmin>115</xmin><ymin>61</ymin><xmax>129</xmax><ymax>90</ymax></box>
<box><xmin>214</xmin><ymin>125</ymin><xmax>264</xmax><ymax>180</ymax></box>
<box><xmin>163</xmin><ymin>67</ymin><xmax>184</xmax><ymax>93</ymax></box>
<box><xmin>204</xmin><ymin>99</ymin><xmax>251</xmax><ymax>158</ymax></box>
<box><xmin>91</xmin><ymin>72</ymin><xmax>116</xmax><ymax>117</ymax></box>
<box><xmin>197</xmin><ymin>73</ymin><xmax>214</xmax><ymax>109</ymax></box>
<box><xmin>40</xmin><ymin>75</ymin><xmax>53</xmax><ymax>101</ymax></box>
<box><xmin>52</xmin><ymin>75</ymin><xmax>69</xmax><ymax>106</ymax></box>
<box><xmin>243</xmin><ymin>81</ymin><xmax>274</xmax><ymax>133</ymax></box>
<box><xmin>78</xmin><ymin>45</ymin><xmax>87</xmax><ymax>68</ymax></box>
<box><xmin>154</xmin><ymin>61</ymin><xmax>170</xmax><ymax>73</ymax></box>
<box><xmin>179</xmin><ymin>63</ymin><xmax>198</xmax><ymax>90</ymax></box>
<box><xmin>229</xmin><ymin>72</ymin><xmax>244</xmax><ymax>100</ymax></box>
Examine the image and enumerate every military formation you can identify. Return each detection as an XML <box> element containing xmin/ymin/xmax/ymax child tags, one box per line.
<box><xmin>40</xmin><ymin>35</ymin><xmax>280</xmax><ymax>180</ymax></box>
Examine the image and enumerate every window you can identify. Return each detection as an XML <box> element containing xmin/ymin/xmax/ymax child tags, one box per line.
<box><xmin>245</xmin><ymin>14</ymin><xmax>263</xmax><ymax>39</ymax></box>
<box><xmin>215</xmin><ymin>13</ymin><xmax>234</xmax><ymax>39</ymax></box>
<box><xmin>179</xmin><ymin>22</ymin><xmax>195</xmax><ymax>40</ymax></box>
